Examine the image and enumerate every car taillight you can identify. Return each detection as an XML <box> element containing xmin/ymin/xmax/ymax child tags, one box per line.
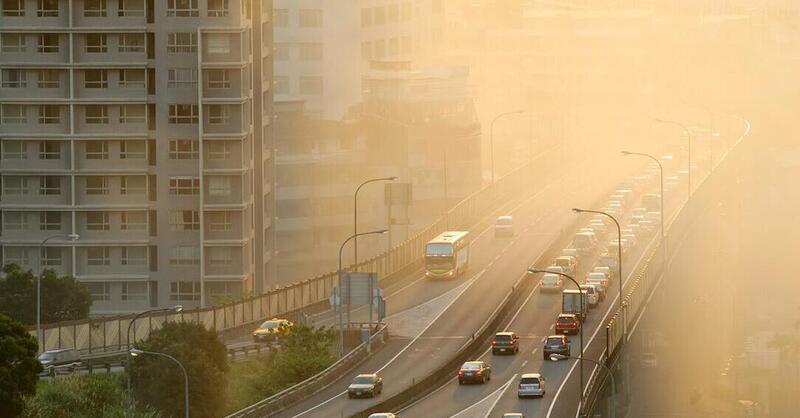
<box><xmin>476</xmin><ymin>370</ymin><xmax>482</xmax><ymax>375</ymax></box>
<box><xmin>458</xmin><ymin>371</ymin><xmax>463</xmax><ymax>376</ymax></box>
<box><xmin>492</xmin><ymin>340</ymin><xmax>496</xmax><ymax>346</ymax></box>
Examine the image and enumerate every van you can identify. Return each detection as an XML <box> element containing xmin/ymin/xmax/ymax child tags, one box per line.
<box><xmin>495</xmin><ymin>216</ymin><xmax>514</xmax><ymax>237</ymax></box>
<box><xmin>580</xmin><ymin>285</ymin><xmax>599</xmax><ymax>307</ymax></box>
<box><xmin>38</xmin><ymin>349</ymin><xmax>81</xmax><ymax>370</ymax></box>
<box><xmin>572</xmin><ymin>232</ymin><xmax>597</xmax><ymax>255</ymax></box>
<box><xmin>554</xmin><ymin>256</ymin><xmax>577</xmax><ymax>275</ymax></box>
<box><xmin>540</xmin><ymin>273</ymin><xmax>563</xmax><ymax>292</ymax></box>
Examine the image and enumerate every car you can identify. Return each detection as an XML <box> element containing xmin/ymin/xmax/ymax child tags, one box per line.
<box><xmin>543</xmin><ymin>335</ymin><xmax>571</xmax><ymax>359</ymax></box>
<box><xmin>572</xmin><ymin>232</ymin><xmax>597</xmax><ymax>255</ymax></box>
<box><xmin>545</xmin><ymin>265</ymin><xmax>565</xmax><ymax>275</ymax></box>
<box><xmin>348</xmin><ymin>373</ymin><xmax>383</xmax><ymax>398</ymax></box>
<box><xmin>582</xmin><ymin>282</ymin><xmax>605</xmax><ymax>302</ymax></box>
<box><xmin>252</xmin><ymin>318</ymin><xmax>293</xmax><ymax>342</ymax></box>
<box><xmin>622</xmin><ymin>234</ymin><xmax>638</xmax><ymax>248</ymax></box>
<box><xmin>597</xmin><ymin>252</ymin><xmax>618</xmax><ymax>270</ymax></box>
<box><xmin>553</xmin><ymin>255</ymin><xmax>577</xmax><ymax>276</ymax></box>
<box><xmin>580</xmin><ymin>285</ymin><xmax>599</xmax><ymax>308</ymax></box>
<box><xmin>641</xmin><ymin>194</ymin><xmax>661</xmax><ymax>212</ymax></box>
<box><xmin>587</xmin><ymin>220</ymin><xmax>608</xmax><ymax>236</ymax></box>
<box><xmin>517</xmin><ymin>373</ymin><xmax>546</xmax><ymax>398</ymax></box>
<box><xmin>630</xmin><ymin>207</ymin><xmax>648</xmax><ymax>219</ymax></box>
<box><xmin>492</xmin><ymin>332</ymin><xmax>520</xmax><ymax>355</ymax></box>
<box><xmin>368</xmin><ymin>414</ymin><xmax>397</xmax><ymax>418</ymax></box>
<box><xmin>458</xmin><ymin>361</ymin><xmax>491</xmax><ymax>384</ymax></box>
<box><xmin>540</xmin><ymin>273</ymin><xmax>563</xmax><ymax>292</ymax></box>
<box><xmin>495</xmin><ymin>215</ymin><xmax>515</xmax><ymax>237</ymax></box>
<box><xmin>502</xmin><ymin>414</ymin><xmax>525</xmax><ymax>418</ymax></box>
<box><xmin>638</xmin><ymin>219</ymin><xmax>657</xmax><ymax>234</ymax></box>
<box><xmin>554</xmin><ymin>313</ymin><xmax>581</xmax><ymax>335</ymax></box>
<box><xmin>645</xmin><ymin>211</ymin><xmax>661</xmax><ymax>223</ymax></box>
<box><xmin>561</xmin><ymin>248</ymin><xmax>578</xmax><ymax>259</ymax></box>
<box><xmin>586</xmin><ymin>272</ymin><xmax>610</xmax><ymax>288</ymax></box>
<box><xmin>592</xmin><ymin>266</ymin><xmax>613</xmax><ymax>281</ymax></box>
<box><xmin>38</xmin><ymin>349</ymin><xmax>81</xmax><ymax>371</ymax></box>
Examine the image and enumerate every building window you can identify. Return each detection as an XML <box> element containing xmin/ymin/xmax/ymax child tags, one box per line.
<box><xmin>168</xmin><ymin>140</ymin><xmax>198</xmax><ymax>159</ymax></box>
<box><xmin>38</xmin><ymin>33</ymin><xmax>59</xmax><ymax>52</ymax></box>
<box><xmin>119</xmin><ymin>69</ymin><xmax>145</xmax><ymax>88</ymax></box>
<box><xmin>4</xmin><ymin>212</ymin><xmax>28</xmax><ymax>230</ymax></box>
<box><xmin>5</xmin><ymin>247</ymin><xmax>29</xmax><ymax>266</ymax></box>
<box><xmin>208</xmin><ymin>247</ymin><xmax>232</xmax><ymax>266</ymax></box>
<box><xmin>86</xmin><ymin>176</ymin><xmax>109</xmax><ymax>195</ymax></box>
<box><xmin>1</xmin><ymin>104</ymin><xmax>26</xmax><ymax>124</ymax></box>
<box><xmin>273</xmin><ymin>43</ymin><xmax>289</xmax><ymax>61</ymax></box>
<box><xmin>207</xmin><ymin>211</ymin><xmax>231</xmax><ymax>231</ymax></box>
<box><xmin>39</xmin><ymin>211</ymin><xmax>61</xmax><ymax>230</ymax></box>
<box><xmin>273</xmin><ymin>76</ymin><xmax>289</xmax><ymax>94</ymax></box>
<box><xmin>39</xmin><ymin>176</ymin><xmax>60</xmax><ymax>195</ymax></box>
<box><xmin>37</xmin><ymin>0</ymin><xmax>58</xmax><ymax>16</ymax></box>
<box><xmin>86</xmin><ymin>141</ymin><xmax>109</xmax><ymax>159</ymax></box>
<box><xmin>120</xmin><ymin>140</ymin><xmax>146</xmax><ymax>159</ymax></box>
<box><xmin>85</xmin><ymin>33</ymin><xmax>107</xmax><ymax>53</ymax></box>
<box><xmin>167</xmin><ymin>68</ymin><xmax>197</xmax><ymax>88</ymax></box>
<box><xmin>1</xmin><ymin>69</ymin><xmax>27</xmax><ymax>88</ymax></box>
<box><xmin>84</xmin><ymin>69</ymin><xmax>108</xmax><ymax>88</ymax></box>
<box><xmin>87</xmin><ymin>282</ymin><xmax>111</xmax><ymax>301</ymax></box>
<box><xmin>37</xmin><ymin>70</ymin><xmax>59</xmax><ymax>88</ymax></box>
<box><xmin>298</xmin><ymin>8</ymin><xmax>322</xmax><ymax>27</ymax></box>
<box><xmin>207</xmin><ymin>0</ymin><xmax>227</xmax><ymax>16</ymax></box>
<box><xmin>38</xmin><ymin>141</ymin><xmax>60</xmax><ymax>160</ymax></box>
<box><xmin>86</xmin><ymin>211</ymin><xmax>110</xmax><ymax>230</ymax></box>
<box><xmin>169</xmin><ymin>177</ymin><xmax>199</xmax><ymax>195</ymax></box>
<box><xmin>207</xmin><ymin>104</ymin><xmax>229</xmax><ymax>125</ymax></box>
<box><xmin>118</xmin><ymin>0</ymin><xmax>144</xmax><ymax>16</ymax></box>
<box><xmin>273</xmin><ymin>8</ymin><xmax>287</xmax><ymax>27</ymax></box>
<box><xmin>85</xmin><ymin>105</ymin><xmax>109</xmax><ymax>124</ymax></box>
<box><xmin>207</xmin><ymin>176</ymin><xmax>231</xmax><ymax>196</ymax></box>
<box><xmin>206</xmin><ymin>34</ymin><xmax>230</xmax><ymax>54</ymax></box>
<box><xmin>3</xmin><ymin>176</ymin><xmax>28</xmax><ymax>195</ymax></box>
<box><xmin>1</xmin><ymin>34</ymin><xmax>25</xmax><ymax>52</ymax></box>
<box><xmin>121</xmin><ymin>247</ymin><xmax>147</xmax><ymax>266</ymax></box>
<box><xmin>84</xmin><ymin>0</ymin><xmax>106</xmax><ymax>16</ymax></box>
<box><xmin>168</xmin><ymin>104</ymin><xmax>198</xmax><ymax>124</ymax></box>
<box><xmin>38</xmin><ymin>105</ymin><xmax>60</xmax><ymax>124</ymax></box>
<box><xmin>119</xmin><ymin>104</ymin><xmax>145</xmax><ymax>124</ymax></box>
<box><xmin>167</xmin><ymin>0</ymin><xmax>197</xmax><ymax>16</ymax></box>
<box><xmin>299</xmin><ymin>43</ymin><xmax>322</xmax><ymax>61</ymax></box>
<box><xmin>118</xmin><ymin>33</ymin><xmax>144</xmax><ymax>52</ymax></box>
<box><xmin>374</xmin><ymin>6</ymin><xmax>385</xmax><ymax>24</ymax></box>
<box><xmin>388</xmin><ymin>37</ymin><xmax>398</xmax><ymax>56</ymax></box>
<box><xmin>207</xmin><ymin>141</ymin><xmax>231</xmax><ymax>159</ymax></box>
<box><xmin>3</xmin><ymin>141</ymin><xmax>27</xmax><ymax>159</ymax></box>
<box><xmin>2</xmin><ymin>0</ymin><xmax>24</xmax><ymax>16</ymax></box>
<box><xmin>87</xmin><ymin>247</ymin><xmax>110</xmax><ymax>266</ymax></box>
<box><xmin>170</xmin><ymin>281</ymin><xmax>200</xmax><ymax>301</ymax></box>
<box><xmin>121</xmin><ymin>281</ymin><xmax>147</xmax><ymax>300</ymax></box>
<box><xmin>361</xmin><ymin>41</ymin><xmax>372</xmax><ymax>60</ymax></box>
<box><xmin>360</xmin><ymin>7</ymin><xmax>371</xmax><ymax>27</ymax></box>
<box><xmin>299</xmin><ymin>76</ymin><xmax>322</xmax><ymax>95</ymax></box>
<box><xmin>169</xmin><ymin>246</ymin><xmax>199</xmax><ymax>265</ymax></box>
<box><xmin>167</xmin><ymin>32</ymin><xmax>197</xmax><ymax>53</ymax></box>
<box><xmin>207</xmin><ymin>69</ymin><xmax>230</xmax><ymax>89</ymax></box>
<box><xmin>120</xmin><ymin>176</ymin><xmax>145</xmax><ymax>194</ymax></box>
<box><xmin>120</xmin><ymin>211</ymin><xmax>146</xmax><ymax>230</ymax></box>
<box><xmin>40</xmin><ymin>247</ymin><xmax>62</xmax><ymax>266</ymax></box>
<box><xmin>169</xmin><ymin>210</ymin><xmax>199</xmax><ymax>231</ymax></box>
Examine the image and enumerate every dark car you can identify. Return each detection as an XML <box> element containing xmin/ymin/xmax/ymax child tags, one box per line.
<box><xmin>492</xmin><ymin>332</ymin><xmax>519</xmax><ymax>355</ymax></box>
<box><xmin>554</xmin><ymin>313</ymin><xmax>581</xmax><ymax>335</ymax></box>
<box><xmin>543</xmin><ymin>335</ymin><xmax>571</xmax><ymax>360</ymax></box>
<box><xmin>348</xmin><ymin>374</ymin><xmax>383</xmax><ymax>398</ymax></box>
<box><xmin>38</xmin><ymin>349</ymin><xmax>81</xmax><ymax>371</ymax></box>
<box><xmin>458</xmin><ymin>361</ymin><xmax>491</xmax><ymax>384</ymax></box>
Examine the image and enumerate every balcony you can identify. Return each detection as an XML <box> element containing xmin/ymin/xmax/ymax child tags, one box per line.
<box><xmin>74</xmin><ymin>175</ymin><xmax>149</xmax><ymax>207</ymax></box>
<box><xmin>0</xmin><ymin>105</ymin><xmax>70</xmax><ymax>135</ymax></box>
<box><xmin>0</xmin><ymin>175</ymin><xmax>71</xmax><ymax>207</ymax></box>
<box><xmin>74</xmin><ymin>140</ymin><xmax>148</xmax><ymax>172</ymax></box>
<box><xmin>204</xmin><ymin>245</ymin><xmax>245</xmax><ymax>277</ymax></box>
<box><xmin>73</xmin><ymin>33</ymin><xmax>147</xmax><ymax>65</ymax></box>
<box><xmin>74</xmin><ymin>210</ymin><xmax>149</xmax><ymax>241</ymax></box>
<box><xmin>1</xmin><ymin>246</ymin><xmax>75</xmax><ymax>274</ymax></box>
<box><xmin>74</xmin><ymin>104</ymin><xmax>147</xmax><ymax>136</ymax></box>
<box><xmin>74</xmin><ymin>68</ymin><xmax>147</xmax><ymax>100</ymax></box>
<box><xmin>200</xmin><ymin>32</ymin><xmax>244</xmax><ymax>64</ymax></box>
<box><xmin>0</xmin><ymin>1</ymin><xmax>68</xmax><ymax>28</ymax></box>
<box><xmin>202</xmin><ymin>103</ymin><xmax>246</xmax><ymax>135</ymax></box>
<box><xmin>0</xmin><ymin>140</ymin><xmax>71</xmax><ymax>172</ymax></box>
<box><xmin>201</xmin><ymin>68</ymin><xmax>246</xmax><ymax>99</ymax></box>
<box><xmin>75</xmin><ymin>246</ymin><xmax>149</xmax><ymax>277</ymax></box>
<box><xmin>203</xmin><ymin>139</ymin><xmax>246</xmax><ymax>172</ymax></box>
<box><xmin>0</xmin><ymin>211</ymin><xmax>74</xmax><ymax>242</ymax></box>
<box><xmin>203</xmin><ymin>174</ymin><xmax>244</xmax><ymax>207</ymax></box>
<box><xmin>72</xmin><ymin>0</ymin><xmax>146</xmax><ymax>27</ymax></box>
<box><xmin>0</xmin><ymin>71</ymin><xmax>69</xmax><ymax>100</ymax></box>
<box><xmin>203</xmin><ymin>210</ymin><xmax>244</xmax><ymax>241</ymax></box>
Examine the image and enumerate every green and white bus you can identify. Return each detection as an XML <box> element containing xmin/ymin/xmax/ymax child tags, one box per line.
<box><xmin>425</xmin><ymin>231</ymin><xmax>470</xmax><ymax>279</ymax></box>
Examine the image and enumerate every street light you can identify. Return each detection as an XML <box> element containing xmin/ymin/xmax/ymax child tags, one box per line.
<box><xmin>129</xmin><ymin>348</ymin><xmax>189</xmax><ymax>418</ymax></box>
<box><xmin>653</xmin><ymin>118</ymin><xmax>692</xmax><ymax>197</ymax></box>
<box><xmin>354</xmin><ymin>176</ymin><xmax>397</xmax><ymax>267</ymax></box>
<box><xmin>490</xmin><ymin>110</ymin><xmax>525</xmax><ymax>184</ymax></box>
<box><xmin>549</xmin><ymin>354</ymin><xmax>617</xmax><ymax>418</ymax></box>
<box><xmin>622</xmin><ymin>151</ymin><xmax>666</xmax><ymax>258</ymax></box>
<box><xmin>337</xmin><ymin>229</ymin><xmax>388</xmax><ymax>356</ymax></box>
<box><xmin>527</xmin><ymin>267</ymin><xmax>584</xmax><ymax>406</ymax></box>
<box><xmin>37</xmin><ymin>233</ymin><xmax>80</xmax><ymax>344</ymax></box>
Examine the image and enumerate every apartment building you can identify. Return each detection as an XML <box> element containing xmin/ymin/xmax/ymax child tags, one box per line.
<box><xmin>0</xmin><ymin>0</ymin><xmax>274</xmax><ymax>314</ymax></box>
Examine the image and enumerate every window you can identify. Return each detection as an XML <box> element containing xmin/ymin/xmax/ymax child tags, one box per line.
<box><xmin>120</xmin><ymin>211</ymin><xmax>146</xmax><ymax>230</ymax></box>
<box><xmin>207</xmin><ymin>104</ymin><xmax>228</xmax><ymax>125</ymax></box>
<box><xmin>86</xmin><ymin>176</ymin><xmax>109</xmax><ymax>195</ymax></box>
<box><xmin>87</xmin><ymin>247</ymin><xmax>110</xmax><ymax>266</ymax></box>
<box><xmin>40</xmin><ymin>247</ymin><xmax>62</xmax><ymax>266</ymax></box>
<box><xmin>86</xmin><ymin>211</ymin><xmax>110</xmax><ymax>230</ymax></box>
<box><xmin>1</xmin><ymin>104</ymin><xmax>26</xmax><ymax>124</ymax></box>
<box><xmin>361</xmin><ymin>41</ymin><xmax>372</xmax><ymax>60</ymax></box>
<box><xmin>299</xmin><ymin>43</ymin><xmax>322</xmax><ymax>61</ymax></box>
<box><xmin>388</xmin><ymin>3</ymin><xmax>398</xmax><ymax>22</ymax></box>
<box><xmin>5</xmin><ymin>248</ymin><xmax>29</xmax><ymax>266</ymax></box>
<box><xmin>84</xmin><ymin>0</ymin><xmax>106</xmax><ymax>16</ymax></box>
<box><xmin>169</xmin><ymin>246</ymin><xmax>199</xmax><ymax>265</ymax></box>
<box><xmin>401</xmin><ymin>1</ymin><xmax>411</xmax><ymax>20</ymax></box>
<box><xmin>273</xmin><ymin>8</ymin><xmax>287</xmax><ymax>27</ymax></box>
<box><xmin>206</xmin><ymin>34</ymin><xmax>230</xmax><ymax>54</ymax></box>
<box><xmin>169</xmin><ymin>210</ymin><xmax>199</xmax><ymax>231</ymax></box>
<box><xmin>38</xmin><ymin>141</ymin><xmax>60</xmax><ymax>160</ymax></box>
<box><xmin>167</xmin><ymin>0</ymin><xmax>197</xmax><ymax>16</ymax></box>
<box><xmin>39</xmin><ymin>211</ymin><xmax>61</xmax><ymax>230</ymax></box>
<box><xmin>3</xmin><ymin>177</ymin><xmax>28</xmax><ymax>195</ymax></box>
<box><xmin>86</xmin><ymin>141</ymin><xmax>109</xmax><ymax>159</ymax></box>
<box><xmin>207</xmin><ymin>69</ymin><xmax>230</xmax><ymax>89</ymax></box>
<box><xmin>167</xmin><ymin>32</ymin><xmax>197</xmax><ymax>53</ymax></box>
<box><xmin>38</xmin><ymin>33</ymin><xmax>59</xmax><ymax>52</ymax></box>
<box><xmin>120</xmin><ymin>140</ymin><xmax>145</xmax><ymax>159</ymax></box>
<box><xmin>273</xmin><ymin>43</ymin><xmax>289</xmax><ymax>61</ymax></box>
<box><xmin>207</xmin><ymin>141</ymin><xmax>231</xmax><ymax>159</ymax></box>
<box><xmin>37</xmin><ymin>0</ymin><xmax>58</xmax><ymax>16</ymax></box>
<box><xmin>388</xmin><ymin>37</ymin><xmax>398</xmax><ymax>56</ymax></box>
<box><xmin>85</xmin><ymin>33</ymin><xmax>107</xmax><ymax>53</ymax></box>
<box><xmin>85</xmin><ymin>105</ymin><xmax>108</xmax><ymax>124</ymax></box>
<box><xmin>207</xmin><ymin>176</ymin><xmax>231</xmax><ymax>196</ymax></box>
<box><xmin>299</xmin><ymin>9</ymin><xmax>322</xmax><ymax>27</ymax></box>
<box><xmin>87</xmin><ymin>282</ymin><xmax>111</xmax><ymax>301</ymax></box>
<box><xmin>1</xmin><ymin>69</ymin><xmax>26</xmax><ymax>88</ymax></box>
<box><xmin>119</xmin><ymin>104</ymin><xmax>145</xmax><ymax>123</ymax></box>
<box><xmin>84</xmin><ymin>69</ymin><xmax>108</xmax><ymax>88</ymax></box>
<box><xmin>208</xmin><ymin>247</ymin><xmax>232</xmax><ymax>265</ymax></box>
<box><xmin>37</xmin><ymin>70</ymin><xmax>59</xmax><ymax>88</ymax></box>
<box><xmin>39</xmin><ymin>176</ymin><xmax>60</xmax><ymax>195</ymax></box>
<box><xmin>401</xmin><ymin>36</ymin><xmax>411</xmax><ymax>54</ymax></box>
<box><xmin>119</xmin><ymin>69</ymin><xmax>145</xmax><ymax>88</ymax></box>
<box><xmin>299</xmin><ymin>76</ymin><xmax>322</xmax><ymax>95</ymax></box>
<box><xmin>118</xmin><ymin>0</ymin><xmax>144</xmax><ymax>16</ymax></box>
<box><xmin>169</xmin><ymin>177</ymin><xmax>199</xmax><ymax>195</ymax></box>
<box><xmin>120</xmin><ymin>176</ymin><xmax>145</xmax><ymax>194</ymax></box>
<box><xmin>360</xmin><ymin>7</ymin><xmax>371</xmax><ymax>27</ymax></box>
<box><xmin>207</xmin><ymin>0</ymin><xmax>227</xmax><ymax>16</ymax></box>
<box><xmin>374</xmin><ymin>6</ymin><xmax>385</xmax><ymax>24</ymax></box>
<box><xmin>118</xmin><ymin>33</ymin><xmax>144</xmax><ymax>52</ymax></box>
<box><xmin>167</xmin><ymin>68</ymin><xmax>197</xmax><ymax>88</ymax></box>
<box><xmin>207</xmin><ymin>211</ymin><xmax>231</xmax><ymax>231</ymax></box>
<box><xmin>3</xmin><ymin>0</ymin><xmax>24</xmax><ymax>16</ymax></box>
<box><xmin>170</xmin><ymin>281</ymin><xmax>200</xmax><ymax>301</ymax></box>
<box><xmin>121</xmin><ymin>281</ymin><xmax>147</xmax><ymax>300</ymax></box>
<box><xmin>168</xmin><ymin>104</ymin><xmax>198</xmax><ymax>124</ymax></box>
<box><xmin>168</xmin><ymin>140</ymin><xmax>199</xmax><ymax>159</ymax></box>
<box><xmin>4</xmin><ymin>212</ymin><xmax>28</xmax><ymax>230</ymax></box>
<box><xmin>121</xmin><ymin>247</ymin><xmax>146</xmax><ymax>265</ymax></box>
<box><xmin>3</xmin><ymin>141</ymin><xmax>26</xmax><ymax>159</ymax></box>
<box><xmin>374</xmin><ymin>39</ymin><xmax>385</xmax><ymax>58</ymax></box>
<box><xmin>38</xmin><ymin>105</ymin><xmax>60</xmax><ymax>124</ymax></box>
<box><xmin>273</xmin><ymin>76</ymin><xmax>289</xmax><ymax>94</ymax></box>
<box><xmin>1</xmin><ymin>34</ymin><xmax>25</xmax><ymax>52</ymax></box>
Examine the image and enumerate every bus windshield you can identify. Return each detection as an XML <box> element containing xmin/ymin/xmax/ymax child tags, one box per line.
<box><xmin>426</xmin><ymin>243</ymin><xmax>453</xmax><ymax>256</ymax></box>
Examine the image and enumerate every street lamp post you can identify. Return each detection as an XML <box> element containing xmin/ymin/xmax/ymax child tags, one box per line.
<box><xmin>353</xmin><ymin>176</ymin><xmax>397</xmax><ymax>267</ymax></box>
<box><xmin>37</xmin><ymin>233</ymin><xmax>80</xmax><ymax>344</ymax></box>
<box><xmin>549</xmin><ymin>354</ymin><xmax>617</xmax><ymax>418</ymax></box>
<box><xmin>338</xmin><ymin>229</ymin><xmax>388</xmax><ymax>356</ymax></box>
<box><xmin>622</xmin><ymin>151</ymin><xmax>666</xmax><ymax>252</ymax></box>
<box><xmin>653</xmin><ymin>118</ymin><xmax>692</xmax><ymax>197</ymax></box>
<box><xmin>129</xmin><ymin>348</ymin><xmax>190</xmax><ymax>418</ymax></box>
<box><xmin>528</xmin><ymin>268</ymin><xmax>584</xmax><ymax>407</ymax></box>
<box><xmin>490</xmin><ymin>110</ymin><xmax>525</xmax><ymax>184</ymax></box>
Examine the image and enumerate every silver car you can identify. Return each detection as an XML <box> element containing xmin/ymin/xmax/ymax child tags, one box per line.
<box><xmin>517</xmin><ymin>373</ymin><xmax>546</xmax><ymax>398</ymax></box>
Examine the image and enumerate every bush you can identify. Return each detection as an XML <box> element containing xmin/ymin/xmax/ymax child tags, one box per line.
<box><xmin>0</xmin><ymin>264</ymin><xmax>91</xmax><ymax>325</ymax></box>
<box><xmin>23</xmin><ymin>374</ymin><xmax>157</xmax><ymax>418</ymax></box>
<box><xmin>0</xmin><ymin>313</ymin><xmax>41</xmax><ymax>417</ymax></box>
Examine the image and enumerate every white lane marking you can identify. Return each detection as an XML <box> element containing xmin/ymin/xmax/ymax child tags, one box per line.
<box><xmin>521</xmin><ymin>360</ymin><xmax>529</xmax><ymax>368</ymax></box>
<box><xmin>482</xmin><ymin>374</ymin><xmax>518</xmax><ymax>418</ymax></box>
<box><xmin>531</xmin><ymin>348</ymin><xmax>538</xmax><ymax>356</ymax></box>
<box><xmin>549</xmin><ymin>323</ymin><xmax>555</xmax><ymax>330</ymax></box>
<box><xmin>444</xmin><ymin>374</ymin><xmax>518</xmax><ymax>418</ymax></box>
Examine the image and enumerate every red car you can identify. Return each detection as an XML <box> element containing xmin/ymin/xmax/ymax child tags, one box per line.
<box><xmin>554</xmin><ymin>313</ymin><xmax>581</xmax><ymax>335</ymax></box>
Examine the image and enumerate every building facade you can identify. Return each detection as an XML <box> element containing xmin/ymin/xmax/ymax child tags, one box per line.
<box><xmin>0</xmin><ymin>0</ymin><xmax>274</xmax><ymax>314</ymax></box>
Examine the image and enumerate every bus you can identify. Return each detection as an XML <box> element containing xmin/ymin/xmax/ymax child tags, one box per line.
<box><xmin>425</xmin><ymin>231</ymin><xmax>470</xmax><ymax>279</ymax></box>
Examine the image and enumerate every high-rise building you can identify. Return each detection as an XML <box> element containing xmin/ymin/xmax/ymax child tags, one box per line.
<box><xmin>0</xmin><ymin>0</ymin><xmax>274</xmax><ymax>313</ymax></box>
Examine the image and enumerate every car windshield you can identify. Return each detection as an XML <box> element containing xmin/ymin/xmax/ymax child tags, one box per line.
<box><xmin>557</xmin><ymin>317</ymin><xmax>574</xmax><ymax>324</ymax></box>
<box><xmin>426</xmin><ymin>243</ymin><xmax>453</xmax><ymax>256</ymax></box>
<box><xmin>462</xmin><ymin>363</ymin><xmax>481</xmax><ymax>370</ymax></box>
<box><xmin>260</xmin><ymin>321</ymin><xmax>281</xmax><ymax>329</ymax></box>
<box><xmin>38</xmin><ymin>352</ymin><xmax>56</xmax><ymax>360</ymax></box>
<box><xmin>520</xmin><ymin>377</ymin><xmax>540</xmax><ymax>384</ymax></box>
<box><xmin>495</xmin><ymin>334</ymin><xmax>512</xmax><ymax>341</ymax></box>
<box><xmin>497</xmin><ymin>218</ymin><xmax>512</xmax><ymax>225</ymax></box>
<box><xmin>353</xmin><ymin>376</ymin><xmax>375</xmax><ymax>384</ymax></box>
<box><xmin>547</xmin><ymin>337</ymin><xmax>564</xmax><ymax>345</ymax></box>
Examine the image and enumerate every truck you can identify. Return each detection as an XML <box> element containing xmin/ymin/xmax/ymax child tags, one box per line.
<box><xmin>561</xmin><ymin>289</ymin><xmax>587</xmax><ymax>321</ymax></box>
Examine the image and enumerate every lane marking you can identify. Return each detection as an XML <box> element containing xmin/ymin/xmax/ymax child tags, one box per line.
<box><xmin>521</xmin><ymin>360</ymin><xmax>529</xmax><ymax>368</ymax></box>
<box><xmin>482</xmin><ymin>374</ymin><xmax>518</xmax><ymax>418</ymax></box>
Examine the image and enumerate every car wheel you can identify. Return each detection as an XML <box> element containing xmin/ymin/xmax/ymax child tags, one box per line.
<box><xmin>487</xmin><ymin>373</ymin><xmax>491</xmax><ymax>381</ymax></box>
<box><xmin>348</xmin><ymin>393</ymin><xmax>353</xmax><ymax>399</ymax></box>
<box><xmin>458</xmin><ymin>379</ymin><xmax>463</xmax><ymax>385</ymax></box>
<box><xmin>543</xmin><ymin>353</ymin><xmax>548</xmax><ymax>360</ymax></box>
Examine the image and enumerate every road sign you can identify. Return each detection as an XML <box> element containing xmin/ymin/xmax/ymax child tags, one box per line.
<box><xmin>340</xmin><ymin>272</ymin><xmax>378</xmax><ymax>305</ymax></box>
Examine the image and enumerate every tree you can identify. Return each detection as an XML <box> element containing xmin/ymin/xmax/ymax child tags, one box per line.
<box><xmin>0</xmin><ymin>313</ymin><xmax>41</xmax><ymax>417</ymax></box>
<box><xmin>0</xmin><ymin>264</ymin><xmax>92</xmax><ymax>325</ymax></box>
<box><xmin>131</xmin><ymin>322</ymin><xmax>229</xmax><ymax>418</ymax></box>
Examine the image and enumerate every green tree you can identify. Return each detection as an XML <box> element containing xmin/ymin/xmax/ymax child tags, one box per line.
<box><xmin>131</xmin><ymin>322</ymin><xmax>229</xmax><ymax>418</ymax></box>
<box><xmin>0</xmin><ymin>313</ymin><xmax>41</xmax><ymax>417</ymax></box>
<box><xmin>0</xmin><ymin>264</ymin><xmax>92</xmax><ymax>325</ymax></box>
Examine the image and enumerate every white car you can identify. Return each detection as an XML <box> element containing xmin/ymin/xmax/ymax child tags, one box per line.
<box><xmin>580</xmin><ymin>285</ymin><xmax>599</xmax><ymax>307</ymax></box>
<box><xmin>593</xmin><ymin>266</ymin><xmax>613</xmax><ymax>280</ymax></box>
<box><xmin>622</xmin><ymin>234</ymin><xmax>638</xmax><ymax>248</ymax></box>
<box><xmin>554</xmin><ymin>256</ymin><xmax>577</xmax><ymax>276</ymax></box>
<box><xmin>540</xmin><ymin>273</ymin><xmax>563</xmax><ymax>292</ymax></box>
<box><xmin>517</xmin><ymin>373</ymin><xmax>546</xmax><ymax>398</ymax></box>
<box><xmin>630</xmin><ymin>207</ymin><xmax>648</xmax><ymax>218</ymax></box>
<box><xmin>495</xmin><ymin>215</ymin><xmax>514</xmax><ymax>237</ymax></box>
<box><xmin>368</xmin><ymin>414</ymin><xmax>397</xmax><ymax>418</ymax></box>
